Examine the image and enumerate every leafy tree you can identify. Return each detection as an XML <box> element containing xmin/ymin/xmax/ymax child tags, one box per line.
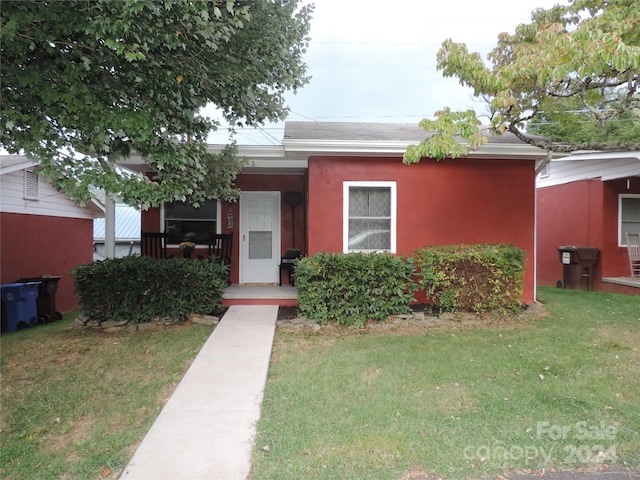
<box><xmin>527</xmin><ymin>93</ymin><xmax>640</xmax><ymax>144</ymax></box>
<box><xmin>1</xmin><ymin>0</ymin><xmax>313</xmax><ymax>207</ymax></box>
<box><xmin>404</xmin><ymin>0</ymin><xmax>640</xmax><ymax>164</ymax></box>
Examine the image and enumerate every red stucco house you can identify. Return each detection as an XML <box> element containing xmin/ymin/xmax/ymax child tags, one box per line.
<box><xmin>0</xmin><ymin>155</ymin><xmax>104</xmax><ymax>313</ymax></box>
<box><xmin>536</xmin><ymin>151</ymin><xmax>640</xmax><ymax>295</ymax></box>
<box><xmin>130</xmin><ymin>122</ymin><xmax>548</xmax><ymax>305</ymax></box>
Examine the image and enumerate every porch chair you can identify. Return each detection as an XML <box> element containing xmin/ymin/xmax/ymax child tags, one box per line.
<box><xmin>207</xmin><ymin>233</ymin><xmax>233</xmax><ymax>282</ymax></box>
<box><xmin>140</xmin><ymin>231</ymin><xmax>169</xmax><ymax>259</ymax></box>
<box><xmin>626</xmin><ymin>232</ymin><xmax>640</xmax><ymax>278</ymax></box>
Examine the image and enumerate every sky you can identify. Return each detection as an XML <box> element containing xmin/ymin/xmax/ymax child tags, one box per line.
<box><xmin>205</xmin><ymin>0</ymin><xmax>569</xmax><ymax>145</ymax></box>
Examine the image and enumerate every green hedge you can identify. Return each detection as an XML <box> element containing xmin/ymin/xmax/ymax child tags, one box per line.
<box><xmin>295</xmin><ymin>252</ymin><xmax>417</xmax><ymax>327</ymax></box>
<box><xmin>72</xmin><ymin>255</ymin><xmax>228</xmax><ymax>323</ymax></box>
<box><xmin>413</xmin><ymin>244</ymin><xmax>525</xmax><ymax>314</ymax></box>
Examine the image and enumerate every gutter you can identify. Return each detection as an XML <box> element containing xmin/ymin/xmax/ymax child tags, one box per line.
<box><xmin>282</xmin><ymin>139</ymin><xmax>549</xmax><ymax>160</ymax></box>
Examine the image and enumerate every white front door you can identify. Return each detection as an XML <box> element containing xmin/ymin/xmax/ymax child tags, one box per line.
<box><xmin>240</xmin><ymin>191</ymin><xmax>280</xmax><ymax>284</ymax></box>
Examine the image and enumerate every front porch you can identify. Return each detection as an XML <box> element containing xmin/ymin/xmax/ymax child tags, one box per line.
<box><xmin>601</xmin><ymin>276</ymin><xmax>640</xmax><ymax>295</ymax></box>
<box><xmin>222</xmin><ymin>284</ymin><xmax>298</xmax><ymax>307</ymax></box>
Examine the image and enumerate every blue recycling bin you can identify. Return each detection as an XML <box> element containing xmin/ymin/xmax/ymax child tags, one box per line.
<box><xmin>0</xmin><ymin>282</ymin><xmax>40</xmax><ymax>333</ymax></box>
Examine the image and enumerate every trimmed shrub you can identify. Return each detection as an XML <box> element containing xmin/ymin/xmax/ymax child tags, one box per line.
<box><xmin>72</xmin><ymin>255</ymin><xmax>228</xmax><ymax>323</ymax></box>
<box><xmin>413</xmin><ymin>244</ymin><xmax>525</xmax><ymax>314</ymax></box>
<box><xmin>295</xmin><ymin>252</ymin><xmax>417</xmax><ymax>327</ymax></box>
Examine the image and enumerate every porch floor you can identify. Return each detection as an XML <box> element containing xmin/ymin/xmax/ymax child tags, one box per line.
<box><xmin>222</xmin><ymin>284</ymin><xmax>298</xmax><ymax>306</ymax></box>
<box><xmin>602</xmin><ymin>276</ymin><xmax>640</xmax><ymax>289</ymax></box>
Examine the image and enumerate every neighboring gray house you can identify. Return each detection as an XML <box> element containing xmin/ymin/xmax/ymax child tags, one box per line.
<box><xmin>93</xmin><ymin>203</ymin><xmax>141</xmax><ymax>259</ymax></box>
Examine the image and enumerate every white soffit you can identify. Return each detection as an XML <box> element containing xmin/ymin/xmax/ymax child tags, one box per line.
<box><xmin>554</xmin><ymin>151</ymin><xmax>640</xmax><ymax>181</ymax></box>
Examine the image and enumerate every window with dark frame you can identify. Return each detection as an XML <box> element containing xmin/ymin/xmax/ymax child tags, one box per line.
<box><xmin>164</xmin><ymin>199</ymin><xmax>217</xmax><ymax>245</ymax></box>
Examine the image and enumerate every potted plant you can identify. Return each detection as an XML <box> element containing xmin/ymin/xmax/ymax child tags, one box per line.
<box><xmin>282</xmin><ymin>248</ymin><xmax>301</xmax><ymax>263</ymax></box>
<box><xmin>179</xmin><ymin>241</ymin><xmax>196</xmax><ymax>258</ymax></box>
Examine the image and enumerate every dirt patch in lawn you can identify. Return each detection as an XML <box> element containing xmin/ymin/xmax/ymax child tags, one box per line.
<box><xmin>276</xmin><ymin>302</ymin><xmax>547</xmax><ymax>335</ymax></box>
<box><xmin>276</xmin><ymin>306</ymin><xmax>300</xmax><ymax>321</ymax></box>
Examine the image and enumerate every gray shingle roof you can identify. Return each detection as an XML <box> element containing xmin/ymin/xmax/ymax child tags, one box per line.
<box><xmin>283</xmin><ymin>121</ymin><xmax>530</xmax><ymax>144</ymax></box>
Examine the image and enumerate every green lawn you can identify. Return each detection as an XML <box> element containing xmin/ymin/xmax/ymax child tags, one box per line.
<box><xmin>1</xmin><ymin>289</ymin><xmax>638</xmax><ymax>480</ymax></box>
<box><xmin>0</xmin><ymin>314</ymin><xmax>214</xmax><ymax>480</ymax></box>
<box><xmin>251</xmin><ymin>287</ymin><xmax>640</xmax><ymax>479</ymax></box>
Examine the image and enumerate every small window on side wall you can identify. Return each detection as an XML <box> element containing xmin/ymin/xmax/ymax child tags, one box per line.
<box><xmin>343</xmin><ymin>181</ymin><xmax>396</xmax><ymax>253</ymax></box>
<box><xmin>619</xmin><ymin>194</ymin><xmax>640</xmax><ymax>246</ymax></box>
<box><xmin>164</xmin><ymin>199</ymin><xmax>218</xmax><ymax>245</ymax></box>
<box><xmin>538</xmin><ymin>162</ymin><xmax>550</xmax><ymax>179</ymax></box>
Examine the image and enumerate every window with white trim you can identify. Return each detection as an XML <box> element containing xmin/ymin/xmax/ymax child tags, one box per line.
<box><xmin>538</xmin><ymin>162</ymin><xmax>550</xmax><ymax>179</ymax></box>
<box><xmin>619</xmin><ymin>194</ymin><xmax>640</xmax><ymax>246</ymax></box>
<box><xmin>164</xmin><ymin>199</ymin><xmax>218</xmax><ymax>245</ymax></box>
<box><xmin>343</xmin><ymin>181</ymin><xmax>396</xmax><ymax>253</ymax></box>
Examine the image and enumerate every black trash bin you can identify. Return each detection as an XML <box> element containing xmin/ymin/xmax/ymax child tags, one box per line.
<box><xmin>0</xmin><ymin>282</ymin><xmax>40</xmax><ymax>333</ymax></box>
<box><xmin>557</xmin><ymin>246</ymin><xmax>599</xmax><ymax>291</ymax></box>
<box><xmin>558</xmin><ymin>246</ymin><xmax>580</xmax><ymax>289</ymax></box>
<box><xmin>16</xmin><ymin>275</ymin><xmax>63</xmax><ymax>322</ymax></box>
<box><xmin>575</xmin><ymin>247</ymin><xmax>600</xmax><ymax>291</ymax></box>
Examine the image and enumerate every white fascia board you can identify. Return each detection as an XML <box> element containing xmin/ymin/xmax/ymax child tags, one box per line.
<box><xmin>224</xmin><ymin>145</ymin><xmax>285</xmax><ymax>158</ymax></box>
<box><xmin>552</xmin><ymin>151</ymin><xmax>640</xmax><ymax>162</ymax></box>
<box><xmin>244</xmin><ymin>158</ymin><xmax>308</xmax><ymax>170</ymax></box>
<box><xmin>115</xmin><ymin>153</ymin><xmax>147</xmax><ymax>173</ymax></box>
<box><xmin>88</xmin><ymin>197</ymin><xmax>106</xmax><ymax>216</ymax></box>
<box><xmin>283</xmin><ymin>139</ymin><xmax>414</xmax><ymax>156</ymax></box>
<box><xmin>467</xmin><ymin>143</ymin><xmax>550</xmax><ymax>159</ymax></box>
<box><xmin>211</xmin><ymin>144</ymin><xmax>306</xmax><ymax>170</ymax></box>
<box><xmin>0</xmin><ymin>161</ymin><xmax>38</xmax><ymax>175</ymax></box>
<box><xmin>0</xmin><ymin>155</ymin><xmax>38</xmax><ymax>175</ymax></box>
<box><xmin>283</xmin><ymin>139</ymin><xmax>549</xmax><ymax>160</ymax></box>
<box><xmin>117</xmin><ymin>145</ymin><xmax>291</xmax><ymax>172</ymax></box>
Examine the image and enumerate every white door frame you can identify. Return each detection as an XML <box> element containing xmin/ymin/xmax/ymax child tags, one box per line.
<box><xmin>239</xmin><ymin>191</ymin><xmax>281</xmax><ymax>284</ymax></box>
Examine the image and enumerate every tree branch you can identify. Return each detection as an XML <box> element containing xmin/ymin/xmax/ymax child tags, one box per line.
<box><xmin>507</xmin><ymin>123</ymin><xmax>640</xmax><ymax>152</ymax></box>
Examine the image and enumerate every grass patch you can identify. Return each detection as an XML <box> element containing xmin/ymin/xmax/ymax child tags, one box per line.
<box><xmin>252</xmin><ymin>288</ymin><xmax>640</xmax><ymax>479</ymax></box>
<box><xmin>0</xmin><ymin>313</ymin><xmax>214</xmax><ymax>480</ymax></box>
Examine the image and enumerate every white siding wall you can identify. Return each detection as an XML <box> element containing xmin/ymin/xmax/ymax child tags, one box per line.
<box><xmin>537</xmin><ymin>157</ymin><xmax>640</xmax><ymax>188</ymax></box>
<box><xmin>0</xmin><ymin>169</ymin><xmax>96</xmax><ymax>220</ymax></box>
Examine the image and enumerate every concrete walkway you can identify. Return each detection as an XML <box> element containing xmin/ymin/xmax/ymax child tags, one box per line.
<box><xmin>120</xmin><ymin>305</ymin><xmax>278</xmax><ymax>480</ymax></box>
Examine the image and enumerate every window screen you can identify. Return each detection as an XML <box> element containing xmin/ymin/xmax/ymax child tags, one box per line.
<box><xmin>164</xmin><ymin>199</ymin><xmax>217</xmax><ymax>245</ymax></box>
<box><xmin>620</xmin><ymin>195</ymin><xmax>640</xmax><ymax>245</ymax></box>
<box><xmin>347</xmin><ymin>187</ymin><xmax>391</xmax><ymax>251</ymax></box>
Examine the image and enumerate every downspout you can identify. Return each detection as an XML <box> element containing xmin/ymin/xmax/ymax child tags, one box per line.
<box><xmin>105</xmin><ymin>193</ymin><xmax>116</xmax><ymax>258</ymax></box>
<box><xmin>533</xmin><ymin>151</ymin><xmax>552</xmax><ymax>301</ymax></box>
<box><xmin>535</xmin><ymin>150</ymin><xmax>553</xmax><ymax>176</ymax></box>
<box><xmin>534</xmin><ymin>169</ymin><xmax>538</xmax><ymax>302</ymax></box>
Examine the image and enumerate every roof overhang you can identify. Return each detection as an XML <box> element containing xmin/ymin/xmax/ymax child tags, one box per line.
<box><xmin>552</xmin><ymin>151</ymin><xmax>640</xmax><ymax>163</ymax></box>
<box><xmin>115</xmin><ymin>122</ymin><xmax>558</xmax><ymax>175</ymax></box>
<box><xmin>0</xmin><ymin>155</ymin><xmax>38</xmax><ymax>175</ymax></box>
<box><xmin>1</xmin><ymin>155</ymin><xmax>105</xmax><ymax>216</ymax></box>
<box><xmin>116</xmin><ymin>145</ymin><xmax>308</xmax><ymax>174</ymax></box>
<box><xmin>537</xmin><ymin>150</ymin><xmax>640</xmax><ymax>186</ymax></box>
<box><xmin>86</xmin><ymin>199</ymin><xmax>106</xmax><ymax>217</ymax></box>
<box><xmin>554</xmin><ymin>151</ymin><xmax>640</xmax><ymax>181</ymax></box>
<box><xmin>282</xmin><ymin>138</ymin><xmax>550</xmax><ymax>160</ymax></box>
<box><xmin>225</xmin><ymin>145</ymin><xmax>307</xmax><ymax>174</ymax></box>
